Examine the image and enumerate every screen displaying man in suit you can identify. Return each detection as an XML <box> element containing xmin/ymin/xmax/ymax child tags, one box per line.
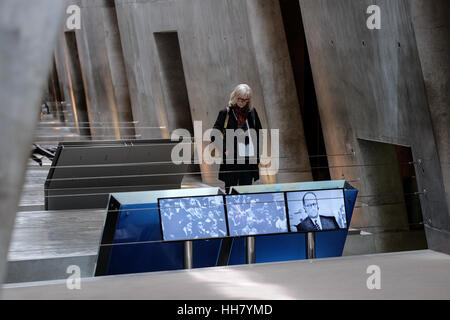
<box><xmin>295</xmin><ymin>192</ymin><xmax>340</xmax><ymax>232</ymax></box>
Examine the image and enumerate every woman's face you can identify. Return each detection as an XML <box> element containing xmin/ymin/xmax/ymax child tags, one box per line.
<box><xmin>236</xmin><ymin>94</ymin><xmax>249</xmax><ymax>108</ymax></box>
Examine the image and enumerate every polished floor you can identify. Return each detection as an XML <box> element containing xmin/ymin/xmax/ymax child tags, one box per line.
<box><xmin>3</xmin><ymin>250</ymin><xmax>450</xmax><ymax>299</ymax></box>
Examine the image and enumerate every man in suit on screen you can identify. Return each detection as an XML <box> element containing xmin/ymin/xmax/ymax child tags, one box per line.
<box><xmin>296</xmin><ymin>192</ymin><xmax>340</xmax><ymax>232</ymax></box>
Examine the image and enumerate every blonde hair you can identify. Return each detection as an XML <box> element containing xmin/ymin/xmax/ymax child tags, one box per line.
<box><xmin>228</xmin><ymin>84</ymin><xmax>253</xmax><ymax>110</ymax></box>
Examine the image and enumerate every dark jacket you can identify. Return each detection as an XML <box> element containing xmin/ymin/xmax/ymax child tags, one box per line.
<box><xmin>212</xmin><ymin>106</ymin><xmax>263</xmax><ymax>182</ymax></box>
<box><xmin>296</xmin><ymin>216</ymin><xmax>340</xmax><ymax>232</ymax></box>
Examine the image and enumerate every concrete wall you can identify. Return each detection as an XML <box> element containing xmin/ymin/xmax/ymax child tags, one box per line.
<box><xmin>52</xmin><ymin>0</ymin><xmax>136</xmax><ymax>140</ymax></box>
<box><xmin>409</xmin><ymin>0</ymin><xmax>450</xmax><ymax>251</ymax></box>
<box><xmin>0</xmin><ymin>0</ymin><xmax>68</xmax><ymax>293</ymax></box>
<box><xmin>245</xmin><ymin>0</ymin><xmax>312</xmax><ymax>183</ymax></box>
<box><xmin>299</xmin><ymin>0</ymin><xmax>449</xmax><ymax>253</ymax></box>
<box><xmin>114</xmin><ymin>0</ymin><xmax>312</xmax><ymax>186</ymax></box>
<box><xmin>6</xmin><ymin>255</ymin><xmax>97</xmax><ymax>284</ymax></box>
<box><xmin>77</xmin><ymin>0</ymin><xmax>135</xmax><ymax>139</ymax></box>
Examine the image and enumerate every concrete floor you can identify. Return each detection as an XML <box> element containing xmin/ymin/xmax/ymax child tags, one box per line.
<box><xmin>8</xmin><ymin>209</ymin><xmax>105</xmax><ymax>261</ymax></box>
<box><xmin>3</xmin><ymin>250</ymin><xmax>450</xmax><ymax>300</ymax></box>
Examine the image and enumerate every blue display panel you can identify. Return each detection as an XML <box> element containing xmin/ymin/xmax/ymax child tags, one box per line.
<box><xmin>225</xmin><ymin>192</ymin><xmax>288</xmax><ymax>236</ymax></box>
<box><xmin>95</xmin><ymin>182</ymin><xmax>358</xmax><ymax>276</ymax></box>
<box><xmin>228</xmin><ymin>233</ymin><xmax>308</xmax><ymax>265</ymax></box>
<box><xmin>228</xmin><ymin>188</ymin><xmax>358</xmax><ymax>264</ymax></box>
<box><xmin>286</xmin><ymin>189</ymin><xmax>347</xmax><ymax>232</ymax></box>
<box><xmin>95</xmin><ymin>187</ymin><xmax>225</xmax><ymax>276</ymax></box>
<box><xmin>159</xmin><ymin>196</ymin><xmax>227</xmax><ymax>241</ymax></box>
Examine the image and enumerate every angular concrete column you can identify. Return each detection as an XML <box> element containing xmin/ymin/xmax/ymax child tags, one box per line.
<box><xmin>54</xmin><ymin>33</ymin><xmax>78</xmax><ymax>128</ymax></box>
<box><xmin>245</xmin><ymin>0</ymin><xmax>312</xmax><ymax>183</ymax></box>
<box><xmin>76</xmin><ymin>0</ymin><xmax>135</xmax><ymax>140</ymax></box>
<box><xmin>300</xmin><ymin>0</ymin><xmax>449</xmax><ymax>253</ymax></box>
<box><xmin>409</xmin><ymin>0</ymin><xmax>450</xmax><ymax>252</ymax></box>
<box><xmin>114</xmin><ymin>0</ymin><xmax>171</xmax><ymax>140</ymax></box>
<box><xmin>62</xmin><ymin>30</ymin><xmax>91</xmax><ymax>136</ymax></box>
<box><xmin>0</xmin><ymin>0</ymin><xmax>68</xmax><ymax>291</ymax></box>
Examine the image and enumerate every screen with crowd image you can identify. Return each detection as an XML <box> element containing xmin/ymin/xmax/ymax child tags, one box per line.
<box><xmin>225</xmin><ymin>192</ymin><xmax>288</xmax><ymax>237</ymax></box>
<box><xmin>158</xmin><ymin>195</ymin><xmax>228</xmax><ymax>241</ymax></box>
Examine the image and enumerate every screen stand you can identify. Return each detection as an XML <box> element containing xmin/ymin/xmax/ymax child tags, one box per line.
<box><xmin>184</xmin><ymin>241</ymin><xmax>193</xmax><ymax>269</ymax></box>
<box><xmin>246</xmin><ymin>236</ymin><xmax>256</xmax><ymax>264</ymax></box>
<box><xmin>217</xmin><ymin>238</ymin><xmax>233</xmax><ymax>266</ymax></box>
<box><xmin>306</xmin><ymin>232</ymin><xmax>316</xmax><ymax>259</ymax></box>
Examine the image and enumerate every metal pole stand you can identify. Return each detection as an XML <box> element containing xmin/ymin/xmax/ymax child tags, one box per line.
<box><xmin>184</xmin><ymin>240</ymin><xmax>193</xmax><ymax>269</ymax></box>
<box><xmin>246</xmin><ymin>236</ymin><xmax>255</xmax><ymax>264</ymax></box>
<box><xmin>306</xmin><ymin>232</ymin><xmax>316</xmax><ymax>259</ymax></box>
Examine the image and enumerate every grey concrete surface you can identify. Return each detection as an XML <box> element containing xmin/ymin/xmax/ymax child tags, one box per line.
<box><xmin>62</xmin><ymin>30</ymin><xmax>91</xmax><ymax>137</ymax></box>
<box><xmin>3</xmin><ymin>250</ymin><xmax>449</xmax><ymax>300</ymax></box>
<box><xmin>7</xmin><ymin>209</ymin><xmax>105</xmax><ymax>262</ymax></box>
<box><xmin>299</xmin><ymin>0</ymin><xmax>449</xmax><ymax>253</ymax></box>
<box><xmin>63</xmin><ymin>0</ymin><xmax>135</xmax><ymax>140</ymax></box>
<box><xmin>5</xmin><ymin>255</ymin><xmax>97</xmax><ymax>284</ymax></box>
<box><xmin>0</xmin><ymin>0</ymin><xmax>68</xmax><ymax>294</ymax></box>
<box><xmin>409</xmin><ymin>0</ymin><xmax>450</xmax><ymax>240</ymax></box>
<box><xmin>343</xmin><ymin>229</ymin><xmax>427</xmax><ymax>256</ymax></box>
<box><xmin>245</xmin><ymin>0</ymin><xmax>312</xmax><ymax>183</ymax></box>
<box><xmin>54</xmin><ymin>32</ymin><xmax>79</xmax><ymax>131</ymax></box>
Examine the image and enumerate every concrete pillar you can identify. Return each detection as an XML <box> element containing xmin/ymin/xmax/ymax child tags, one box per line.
<box><xmin>48</xmin><ymin>58</ymin><xmax>65</xmax><ymax>121</ymax></box>
<box><xmin>299</xmin><ymin>0</ymin><xmax>449</xmax><ymax>253</ymax></box>
<box><xmin>76</xmin><ymin>0</ymin><xmax>135</xmax><ymax>140</ymax></box>
<box><xmin>54</xmin><ymin>33</ymin><xmax>78</xmax><ymax>127</ymax></box>
<box><xmin>245</xmin><ymin>0</ymin><xmax>312</xmax><ymax>183</ymax></box>
<box><xmin>63</xmin><ymin>30</ymin><xmax>91</xmax><ymax>136</ymax></box>
<box><xmin>409</xmin><ymin>0</ymin><xmax>450</xmax><ymax>252</ymax></box>
<box><xmin>114</xmin><ymin>0</ymin><xmax>172</xmax><ymax>140</ymax></box>
<box><xmin>0</xmin><ymin>0</ymin><xmax>68</xmax><ymax>292</ymax></box>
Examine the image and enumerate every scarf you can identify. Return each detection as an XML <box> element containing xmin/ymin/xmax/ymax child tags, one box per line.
<box><xmin>232</xmin><ymin>105</ymin><xmax>250</xmax><ymax>127</ymax></box>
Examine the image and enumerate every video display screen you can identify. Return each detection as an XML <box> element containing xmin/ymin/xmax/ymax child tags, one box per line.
<box><xmin>159</xmin><ymin>195</ymin><xmax>228</xmax><ymax>241</ymax></box>
<box><xmin>225</xmin><ymin>192</ymin><xmax>288</xmax><ymax>236</ymax></box>
<box><xmin>286</xmin><ymin>189</ymin><xmax>347</xmax><ymax>232</ymax></box>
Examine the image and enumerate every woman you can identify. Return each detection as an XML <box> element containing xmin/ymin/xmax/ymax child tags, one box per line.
<box><xmin>212</xmin><ymin>84</ymin><xmax>263</xmax><ymax>193</ymax></box>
